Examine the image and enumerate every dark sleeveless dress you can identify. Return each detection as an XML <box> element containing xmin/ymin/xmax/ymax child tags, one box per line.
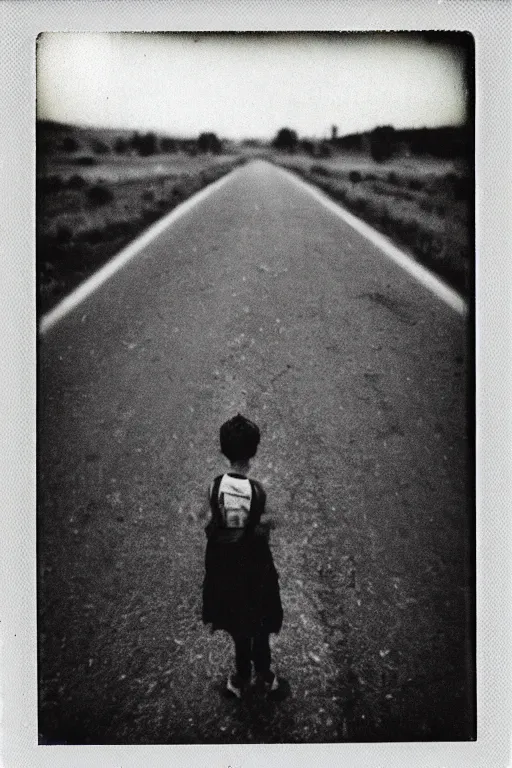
<box><xmin>202</xmin><ymin>473</ymin><xmax>283</xmax><ymax>637</ymax></box>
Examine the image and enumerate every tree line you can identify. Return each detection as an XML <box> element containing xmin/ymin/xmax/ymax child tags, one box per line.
<box><xmin>41</xmin><ymin>124</ymin><xmax>225</xmax><ymax>157</ymax></box>
<box><xmin>272</xmin><ymin>124</ymin><xmax>471</xmax><ymax>162</ymax></box>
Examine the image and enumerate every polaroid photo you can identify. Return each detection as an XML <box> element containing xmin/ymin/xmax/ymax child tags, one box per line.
<box><xmin>1</xmin><ymin>2</ymin><xmax>510</xmax><ymax>767</ymax></box>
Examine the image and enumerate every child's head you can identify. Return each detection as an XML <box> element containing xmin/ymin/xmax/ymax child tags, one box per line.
<box><xmin>220</xmin><ymin>413</ymin><xmax>260</xmax><ymax>463</ymax></box>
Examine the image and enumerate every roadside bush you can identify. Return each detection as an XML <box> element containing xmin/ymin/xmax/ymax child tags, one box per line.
<box><xmin>87</xmin><ymin>184</ymin><xmax>114</xmax><ymax>206</ymax></box>
<box><xmin>141</xmin><ymin>207</ymin><xmax>161</xmax><ymax>225</ymax></box>
<box><xmin>330</xmin><ymin>185</ymin><xmax>347</xmax><ymax>204</ymax></box>
<box><xmin>387</xmin><ymin>171</ymin><xmax>399</xmax><ymax>185</ymax></box>
<box><xmin>62</xmin><ymin>136</ymin><xmax>80</xmax><ymax>153</ymax></box>
<box><xmin>349</xmin><ymin>170</ymin><xmax>362</xmax><ymax>183</ymax></box>
<box><xmin>379</xmin><ymin>208</ymin><xmax>392</xmax><ymax>233</ymax></box>
<box><xmin>67</xmin><ymin>174</ymin><xmax>86</xmax><ymax>189</ymax></box>
<box><xmin>419</xmin><ymin>199</ymin><xmax>434</xmax><ymax>214</ymax></box>
<box><xmin>408</xmin><ymin>178</ymin><xmax>423</xmax><ymax>191</ymax></box>
<box><xmin>318</xmin><ymin>141</ymin><xmax>332</xmax><ymax>158</ymax></box>
<box><xmin>311</xmin><ymin>165</ymin><xmax>330</xmax><ymax>176</ymax></box>
<box><xmin>141</xmin><ymin>190</ymin><xmax>155</xmax><ymax>202</ymax></box>
<box><xmin>38</xmin><ymin>175</ymin><xmax>64</xmax><ymax>193</ymax></box>
<box><xmin>115</xmin><ymin>137</ymin><xmax>129</xmax><ymax>154</ymax></box>
<box><xmin>300</xmin><ymin>139</ymin><xmax>315</xmax><ymax>155</ymax></box>
<box><xmin>451</xmin><ymin>174</ymin><xmax>471</xmax><ymax>201</ymax></box>
<box><xmin>351</xmin><ymin>197</ymin><xmax>367</xmax><ymax>214</ymax></box>
<box><xmin>161</xmin><ymin>137</ymin><xmax>177</xmax><ymax>153</ymax></box>
<box><xmin>443</xmin><ymin>171</ymin><xmax>458</xmax><ymax>187</ymax></box>
<box><xmin>75</xmin><ymin>156</ymin><xmax>97</xmax><ymax>166</ymax></box>
<box><xmin>83</xmin><ymin>227</ymin><xmax>104</xmax><ymax>244</ymax></box>
<box><xmin>56</xmin><ymin>224</ymin><xmax>73</xmax><ymax>243</ymax></box>
<box><xmin>92</xmin><ymin>139</ymin><xmax>110</xmax><ymax>155</ymax></box>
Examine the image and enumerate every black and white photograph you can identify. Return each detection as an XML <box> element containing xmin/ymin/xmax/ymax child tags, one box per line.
<box><xmin>34</xmin><ymin>30</ymin><xmax>477</xmax><ymax>746</ymax></box>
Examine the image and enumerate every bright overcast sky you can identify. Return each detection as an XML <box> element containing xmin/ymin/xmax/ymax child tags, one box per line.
<box><xmin>36</xmin><ymin>32</ymin><xmax>469</xmax><ymax>140</ymax></box>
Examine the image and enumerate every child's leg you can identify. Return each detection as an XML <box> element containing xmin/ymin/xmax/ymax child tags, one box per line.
<box><xmin>252</xmin><ymin>632</ymin><xmax>273</xmax><ymax>682</ymax></box>
<box><xmin>232</xmin><ymin>634</ymin><xmax>252</xmax><ymax>681</ymax></box>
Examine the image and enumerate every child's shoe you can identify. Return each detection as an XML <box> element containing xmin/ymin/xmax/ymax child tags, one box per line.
<box><xmin>256</xmin><ymin>670</ymin><xmax>278</xmax><ymax>692</ymax></box>
<box><xmin>226</xmin><ymin>673</ymin><xmax>247</xmax><ymax>699</ymax></box>
<box><xmin>256</xmin><ymin>671</ymin><xmax>289</xmax><ymax>701</ymax></box>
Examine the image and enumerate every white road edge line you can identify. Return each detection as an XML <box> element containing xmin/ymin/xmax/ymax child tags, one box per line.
<box><xmin>275</xmin><ymin>163</ymin><xmax>467</xmax><ymax>315</ymax></box>
<box><xmin>39</xmin><ymin>164</ymin><xmax>245</xmax><ymax>334</ymax></box>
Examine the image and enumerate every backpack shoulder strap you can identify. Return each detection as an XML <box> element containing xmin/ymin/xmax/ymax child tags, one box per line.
<box><xmin>248</xmin><ymin>478</ymin><xmax>266</xmax><ymax>526</ymax></box>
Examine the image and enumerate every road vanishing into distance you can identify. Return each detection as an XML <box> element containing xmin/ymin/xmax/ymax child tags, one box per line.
<box><xmin>38</xmin><ymin>160</ymin><xmax>473</xmax><ymax>744</ymax></box>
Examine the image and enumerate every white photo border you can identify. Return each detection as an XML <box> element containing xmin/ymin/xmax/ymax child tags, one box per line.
<box><xmin>1</xmin><ymin>1</ymin><xmax>510</xmax><ymax>766</ymax></box>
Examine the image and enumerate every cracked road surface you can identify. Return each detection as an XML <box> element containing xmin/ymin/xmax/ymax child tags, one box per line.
<box><xmin>38</xmin><ymin>160</ymin><xmax>473</xmax><ymax>744</ymax></box>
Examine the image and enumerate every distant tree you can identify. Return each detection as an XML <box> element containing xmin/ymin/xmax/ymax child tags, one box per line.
<box><xmin>75</xmin><ymin>156</ymin><xmax>96</xmax><ymax>166</ymax></box>
<box><xmin>87</xmin><ymin>184</ymin><xmax>114</xmax><ymax>206</ymax></box>
<box><xmin>300</xmin><ymin>139</ymin><xmax>315</xmax><ymax>156</ymax></box>
<box><xmin>61</xmin><ymin>136</ymin><xmax>80</xmax><ymax>152</ymax></box>
<box><xmin>370</xmin><ymin>125</ymin><xmax>396</xmax><ymax>162</ymax></box>
<box><xmin>318</xmin><ymin>140</ymin><xmax>332</xmax><ymax>158</ymax></box>
<box><xmin>198</xmin><ymin>132</ymin><xmax>222</xmax><ymax>153</ymax></box>
<box><xmin>114</xmin><ymin>137</ymin><xmax>129</xmax><ymax>154</ymax></box>
<box><xmin>138</xmin><ymin>132</ymin><xmax>158</xmax><ymax>156</ymax></box>
<box><xmin>130</xmin><ymin>132</ymin><xmax>142</xmax><ymax>154</ymax></box>
<box><xmin>273</xmin><ymin>127</ymin><xmax>298</xmax><ymax>152</ymax></box>
<box><xmin>338</xmin><ymin>133</ymin><xmax>363</xmax><ymax>152</ymax></box>
<box><xmin>160</xmin><ymin>137</ymin><xmax>177</xmax><ymax>153</ymax></box>
<box><xmin>92</xmin><ymin>139</ymin><xmax>110</xmax><ymax>155</ymax></box>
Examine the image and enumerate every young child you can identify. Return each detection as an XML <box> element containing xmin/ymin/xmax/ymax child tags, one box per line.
<box><xmin>202</xmin><ymin>414</ymin><xmax>284</xmax><ymax>699</ymax></box>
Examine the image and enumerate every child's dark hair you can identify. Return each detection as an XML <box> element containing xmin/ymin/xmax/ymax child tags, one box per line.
<box><xmin>220</xmin><ymin>414</ymin><xmax>260</xmax><ymax>462</ymax></box>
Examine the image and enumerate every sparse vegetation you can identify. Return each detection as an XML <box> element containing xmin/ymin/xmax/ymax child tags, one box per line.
<box><xmin>87</xmin><ymin>184</ymin><xmax>114</xmax><ymax>206</ymax></box>
<box><xmin>61</xmin><ymin>136</ymin><xmax>80</xmax><ymax>153</ymax></box>
<box><xmin>37</xmin><ymin>120</ymin><xmax>472</xmax><ymax>311</ymax></box>
<box><xmin>68</xmin><ymin>174</ymin><xmax>87</xmax><ymax>190</ymax></box>
<box><xmin>75</xmin><ymin>156</ymin><xmax>97</xmax><ymax>166</ymax></box>
<box><xmin>310</xmin><ymin>164</ymin><xmax>331</xmax><ymax>177</ymax></box>
<box><xmin>272</xmin><ymin>153</ymin><xmax>471</xmax><ymax>295</ymax></box>
<box><xmin>37</xmin><ymin>121</ymin><xmax>247</xmax><ymax>313</ymax></box>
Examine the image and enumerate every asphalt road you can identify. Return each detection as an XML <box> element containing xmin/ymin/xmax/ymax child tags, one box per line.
<box><xmin>38</xmin><ymin>159</ymin><xmax>473</xmax><ymax>744</ymax></box>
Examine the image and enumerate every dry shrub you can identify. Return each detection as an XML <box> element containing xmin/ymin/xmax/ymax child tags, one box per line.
<box><xmin>67</xmin><ymin>175</ymin><xmax>87</xmax><ymax>189</ymax></box>
<box><xmin>408</xmin><ymin>178</ymin><xmax>423</xmax><ymax>191</ymax></box>
<box><xmin>311</xmin><ymin>165</ymin><xmax>331</xmax><ymax>176</ymax></box>
<box><xmin>87</xmin><ymin>184</ymin><xmax>114</xmax><ymax>206</ymax></box>
<box><xmin>141</xmin><ymin>207</ymin><xmax>161</xmax><ymax>225</ymax></box>
<box><xmin>39</xmin><ymin>175</ymin><xmax>64</xmax><ymax>193</ymax></box>
<box><xmin>351</xmin><ymin>197</ymin><xmax>367</xmax><ymax>213</ymax></box>
<box><xmin>56</xmin><ymin>224</ymin><xmax>73</xmax><ymax>243</ymax></box>
<box><xmin>75</xmin><ymin>156</ymin><xmax>97</xmax><ymax>166</ymax></box>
